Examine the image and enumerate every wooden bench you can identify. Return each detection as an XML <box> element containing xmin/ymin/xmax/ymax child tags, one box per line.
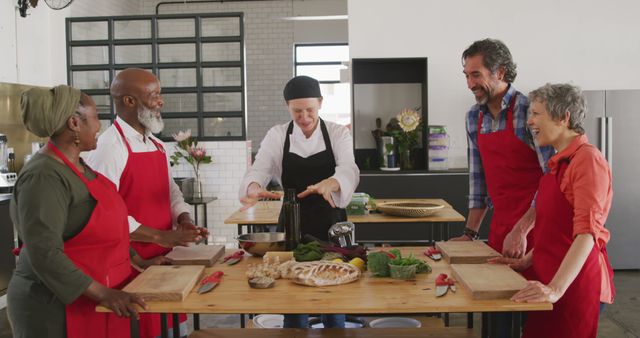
<box><xmin>188</xmin><ymin>327</ymin><xmax>478</xmax><ymax>338</ymax></box>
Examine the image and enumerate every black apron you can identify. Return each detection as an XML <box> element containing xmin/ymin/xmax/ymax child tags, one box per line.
<box><xmin>277</xmin><ymin>119</ymin><xmax>347</xmax><ymax>241</ymax></box>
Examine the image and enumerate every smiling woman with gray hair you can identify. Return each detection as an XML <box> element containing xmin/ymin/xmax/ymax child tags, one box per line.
<box><xmin>490</xmin><ymin>83</ymin><xmax>615</xmax><ymax>338</ymax></box>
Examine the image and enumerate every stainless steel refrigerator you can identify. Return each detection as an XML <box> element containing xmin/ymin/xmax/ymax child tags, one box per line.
<box><xmin>583</xmin><ymin>90</ymin><xmax>640</xmax><ymax>269</ymax></box>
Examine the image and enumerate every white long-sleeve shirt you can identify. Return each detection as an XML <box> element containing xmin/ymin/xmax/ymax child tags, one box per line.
<box><xmin>240</xmin><ymin>120</ymin><xmax>359</xmax><ymax>208</ymax></box>
<box><xmin>83</xmin><ymin>117</ymin><xmax>191</xmax><ymax>233</ymax></box>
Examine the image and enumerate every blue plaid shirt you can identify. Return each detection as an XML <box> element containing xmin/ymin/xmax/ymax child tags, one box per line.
<box><xmin>465</xmin><ymin>84</ymin><xmax>555</xmax><ymax>209</ymax></box>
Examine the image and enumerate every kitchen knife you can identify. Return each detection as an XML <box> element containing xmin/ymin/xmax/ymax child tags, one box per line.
<box><xmin>197</xmin><ymin>271</ymin><xmax>224</xmax><ymax>294</ymax></box>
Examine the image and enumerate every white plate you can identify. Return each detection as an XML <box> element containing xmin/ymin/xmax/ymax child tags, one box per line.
<box><xmin>380</xmin><ymin>167</ymin><xmax>401</xmax><ymax>171</ymax></box>
<box><xmin>252</xmin><ymin>314</ymin><xmax>284</xmax><ymax>328</ymax></box>
<box><xmin>310</xmin><ymin>319</ymin><xmax>363</xmax><ymax>329</ymax></box>
<box><xmin>369</xmin><ymin>317</ymin><xmax>422</xmax><ymax>328</ymax></box>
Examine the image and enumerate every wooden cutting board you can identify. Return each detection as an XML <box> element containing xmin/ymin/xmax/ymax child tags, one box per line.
<box><xmin>165</xmin><ymin>244</ymin><xmax>225</xmax><ymax>267</ymax></box>
<box><xmin>123</xmin><ymin>265</ymin><xmax>204</xmax><ymax>301</ymax></box>
<box><xmin>435</xmin><ymin>241</ymin><xmax>500</xmax><ymax>264</ymax></box>
<box><xmin>451</xmin><ymin>264</ymin><xmax>528</xmax><ymax>300</ymax></box>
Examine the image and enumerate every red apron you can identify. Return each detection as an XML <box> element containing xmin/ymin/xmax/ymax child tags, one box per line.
<box><xmin>524</xmin><ymin>160</ymin><xmax>613</xmax><ymax>338</ymax></box>
<box><xmin>477</xmin><ymin>93</ymin><xmax>543</xmax><ymax>255</ymax></box>
<box><xmin>114</xmin><ymin>121</ymin><xmax>184</xmax><ymax>338</ymax></box>
<box><xmin>48</xmin><ymin>142</ymin><xmax>132</xmax><ymax>338</ymax></box>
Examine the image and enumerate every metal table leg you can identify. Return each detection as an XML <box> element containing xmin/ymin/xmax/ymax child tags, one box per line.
<box><xmin>203</xmin><ymin>204</ymin><xmax>208</xmax><ymax>244</ymax></box>
<box><xmin>240</xmin><ymin>314</ymin><xmax>245</xmax><ymax>328</ymax></box>
<box><xmin>512</xmin><ymin>311</ymin><xmax>522</xmax><ymax>338</ymax></box>
<box><xmin>444</xmin><ymin>312</ymin><xmax>450</xmax><ymax>326</ymax></box>
<box><xmin>467</xmin><ymin>312</ymin><xmax>474</xmax><ymax>329</ymax></box>
<box><xmin>481</xmin><ymin>312</ymin><xmax>489</xmax><ymax>338</ymax></box>
<box><xmin>130</xmin><ymin>317</ymin><xmax>140</xmax><ymax>338</ymax></box>
<box><xmin>160</xmin><ymin>313</ymin><xmax>168</xmax><ymax>338</ymax></box>
<box><xmin>194</xmin><ymin>313</ymin><xmax>200</xmax><ymax>330</ymax></box>
<box><xmin>172</xmin><ymin>313</ymin><xmax>180</xmax><ymax>338</ymax></box>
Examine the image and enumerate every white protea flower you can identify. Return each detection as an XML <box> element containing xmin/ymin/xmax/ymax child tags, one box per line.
<box><xmin>397</xmin><ymin>109</ymin><xmax>421</xmax><ymax>132</ymax></box>
<box><xmin>172</xmin><ymin>129</ymin><xmax>192</xmax><ymax>142</ymax></box>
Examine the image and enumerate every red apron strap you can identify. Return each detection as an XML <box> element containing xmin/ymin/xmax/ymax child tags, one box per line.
<box><xmin>477</xmin><ymin>92</ymin><xmax>518</xmax><ymax>135</ymax></box>
<box><xmin>113</xmin><ymin>120</ymin><xmax>133</xmax><ymax>154</ymax></box>
<box><xmin>47</xmin><ymin>141</ymin><xmax>90</xmax><ymax>185</ymax></box>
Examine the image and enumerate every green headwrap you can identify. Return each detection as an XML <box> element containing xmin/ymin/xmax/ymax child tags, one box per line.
<box><xmin>20</xmin><ymin>85</ymin><xmax>82</xmax><ymax>138</ymax></box>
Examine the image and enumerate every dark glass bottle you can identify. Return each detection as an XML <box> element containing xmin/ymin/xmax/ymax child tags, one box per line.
<box><xmin>283</xmin><ymin>188</ymin><xmax>300</xmax><ymax>250</ymax></box>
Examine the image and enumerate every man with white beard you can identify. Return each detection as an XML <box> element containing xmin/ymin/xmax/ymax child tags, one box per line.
<box><xmin>85</xmin><ymin>68</ymin><xmax>206</xmax><ymax>338</ymax></box>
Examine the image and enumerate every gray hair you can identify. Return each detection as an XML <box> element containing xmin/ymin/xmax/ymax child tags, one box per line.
<box><xmin>462</xmin><ymin>38</ymin><xmax>517</xmax><ymax>83</ymax></box>
<box><xmin>528</xmin><ymin>83</ymin><xmax>586</xmax><ymax>134</ymax></box>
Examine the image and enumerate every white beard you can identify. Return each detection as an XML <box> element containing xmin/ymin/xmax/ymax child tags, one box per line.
<box><xmin>138</xmin><ymin>105</ymin><xmax>164</xmax><ymax>134</ymax></box>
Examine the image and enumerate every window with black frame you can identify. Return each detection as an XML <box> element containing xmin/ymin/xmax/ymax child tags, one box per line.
<box><xmin>294</xmin><ymin>43</ymin><xmax>350</xmax><ymax>126</ymax></box>
<box><xmin>66</xmin><ymin>13</ymin><xmax>247</xmax><ymax>141</ymax></box>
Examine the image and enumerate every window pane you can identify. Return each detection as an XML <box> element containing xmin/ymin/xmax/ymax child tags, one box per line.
<box><xmin>204</xmin><ymin>117</ymin><xmax>242</xmax><ymax>137</ymax></box>
<box><xmin>202</xmin><ymin>92</ymin><xmax>242</xmax><ymax>112</ymax></box>
<box><xmin>99</xmin><ymin>119</ymin><xmax>112</xmax><ymax>134</ymax></box>
<box><xmin>157</xmin><ymin>18</ymin><xmax>195</xmax><ymax>38</ymax></box>
<box><xmin>296</xmin><ymin>65</ymin><xmax>344</xmax><ymax>82</ymax></box>
<box><xmin>318</xmin><ymin>83</ymin><xmax>351</xmax><ymax>126</ymax></box>
<box><xmin>92</xmin><ymin>95</ymin><xmax>112</xmax><ymax>115</ymax></box>
<box><xmin>158</xmin><ymin>118</ymin><xmax>199</xmax><ymax>138</ymax></box>
<box><xmin>296</xmin><ymin>45</ymin><xmax>349</xmax><ymax>63</ymax></box>
<box><xmin>162</xmin><ymin>93</ymin><xmax>198</xmax><ymax>113</ymax></box>
<box><xmin>201</xmin><ymin>17</ymin><xmax>240</xmax><ymax>37</ymax></box>
<box><xmin>201</xmin><ymin>42</ymin><xmax>241</xmax><ymax>62</ymax></box>
<box><xmin>71</xmin><ymin>21</ymin><xmax>107</xmax><ymax>40</ymax></box>
<box><xmin>159</xmin><ymin>68</ymin><xmax>197</xmax><ymax>87</ymax></box>
<box><xmin>115</xmin><ymin>45</ymin><xmax>152</xmax><ymax>64</ymax></box>
<box><xmin>72</xmin><ymin>70</ymin><xmax>110</xmax><ymax>90</ymax></box>
<box><xmin>114</xmin><ymin>20</ymin><xmax>151</xmax><ymax>39</ymax></box>
<box><xmin>201</xmin><ymin>67</ymin><xmax>241</xmax><ymax>87</ymax></box>
<box><xmin>71</xmin><ymin>46</ymin><xmax>108</xmax><ymax>65</ymax></box>
<box><xmin>158</xmin><ymin>44</ymin><xmax>196</xmax><ymax>63</ymax></box>
<box><xmin>114</xmin><ymin>68</ymin><xmax>152</xmax><ymax>77</ymax></box>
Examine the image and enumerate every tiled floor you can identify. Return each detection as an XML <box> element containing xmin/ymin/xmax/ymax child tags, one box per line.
<box><xmin>1</xmin><ymin>271</ymin><xmax>638</xmax><ymax>337</ymax></box>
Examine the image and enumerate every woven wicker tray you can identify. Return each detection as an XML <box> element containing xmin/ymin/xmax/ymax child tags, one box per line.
<box><xmin>376</xmin><ymin>202</ymin><xmax>445</xmax><ymax>217</ymax></box>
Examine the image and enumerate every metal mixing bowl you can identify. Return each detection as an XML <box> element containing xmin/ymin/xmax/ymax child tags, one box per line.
<box><xmin>236</xmin><ymin>232</ymin><xmax>286</xmax><ymax>257</ymax></box>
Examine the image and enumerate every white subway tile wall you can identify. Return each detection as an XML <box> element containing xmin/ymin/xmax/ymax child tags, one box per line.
<box><xmin>167</xmin><ymin>141</ymin><xmax>252</xmax><ymax>247</ymax></box>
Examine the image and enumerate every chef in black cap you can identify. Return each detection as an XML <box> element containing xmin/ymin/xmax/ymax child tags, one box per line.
<box><xmin>239</xmin><ymin>75</ymin><xmax>359</xmax><ymax>328</ymax></box>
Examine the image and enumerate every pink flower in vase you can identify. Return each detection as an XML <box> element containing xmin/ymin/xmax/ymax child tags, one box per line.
<box><xmin>189</xmin><ymin>146</ymin><xmax>207</xmax><ymax>161</ymax></box>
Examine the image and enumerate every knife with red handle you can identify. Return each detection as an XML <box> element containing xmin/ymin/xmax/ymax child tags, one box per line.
<box><xmin>424</xmin><ymin>246</ymin><xmax>442</xmax><ymax>261</ymax></box>
<box><xmin>435</xmin><ymin>273</ymin><xmax>456</xmax><ymax>297</ymax></box>
<box><xmin>197</xmin><ymin>271</ymin><xmax>224</xmax><ymax>294</ymax></box>
<box><xmin>223</xmin><ymin>250</ymin><xmax>244</xmax><ymax>265</ymax></box>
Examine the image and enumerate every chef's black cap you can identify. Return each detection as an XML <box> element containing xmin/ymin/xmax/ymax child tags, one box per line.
<box><xmin>283</xmin><ymin>76</ymin><xmax>322</xmax><ymax>101</ymax></box>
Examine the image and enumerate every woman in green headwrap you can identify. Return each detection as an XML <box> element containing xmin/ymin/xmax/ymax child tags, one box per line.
<box><xmin>7</xmin><ymin>85</ymin><xmax>146</xmax><ymax>338</ymax></box>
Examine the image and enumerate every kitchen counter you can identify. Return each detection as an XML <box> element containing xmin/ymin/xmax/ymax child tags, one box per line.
<box><xmin>225</xmin><ymin>199</ymin><xmax>465</xmax><ymax>244</ymax></box>
<box><xmin>98</xmin><ymin>247</ymin><xmax>551</xmax><ymax>338</ymax></box>
<box><xmin>225</xmin><ymin>199</ymin><xmax>464</xmax><ymax>225</ymax></box>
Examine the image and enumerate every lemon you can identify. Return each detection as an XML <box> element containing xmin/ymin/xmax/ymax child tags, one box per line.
<box><xmin>332</xmin><ymin>258</ymin><xmax>344</xmax><ymax>263</ymax></box>
<box><xmin>349</xmin><ymin>257</ymin><xmax>366</xmax><ymax>271</ymax></box>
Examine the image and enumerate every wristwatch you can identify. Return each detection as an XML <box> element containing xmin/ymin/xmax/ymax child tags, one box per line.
<box><xmin>463</xmin><ymin>227</ymin><xmax>479</xmax><ymax>240</ymax></box>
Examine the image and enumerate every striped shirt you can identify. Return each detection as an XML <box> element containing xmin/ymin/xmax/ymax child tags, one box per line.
<box><xmin>465</xmin><ymin>84</ymin><xmax>555</xmax><ymax>209</ymax></box>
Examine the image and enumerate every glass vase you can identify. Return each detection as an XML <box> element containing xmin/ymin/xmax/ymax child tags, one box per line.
<box><xmin>193</xmin><ymin>171</ymin><xmax>203</xmax><ymax>200</ymax></box>
<box><xmin>399</xmin><ymin>148</ymin><xmax>413</xmax><ymax>170</ymax></box>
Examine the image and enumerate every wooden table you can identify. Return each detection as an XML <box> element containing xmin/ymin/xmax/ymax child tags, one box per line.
<box><xmin>225</xmin><ymin>199</ymin><xmax>466</xmax><ymax>244</ymax></box>
<box><xmin>100</xmin><ymin>247</ymin><xmax>551</xmax><ymax>338</ymax></box>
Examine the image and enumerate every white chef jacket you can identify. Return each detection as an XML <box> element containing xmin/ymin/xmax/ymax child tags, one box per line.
<box><xmin>83</xmin><ymin>117</ymin><xmax>191</xmax><ymax>233</ymax></box>
<box><xmin>240</xmin><ymin>119</ymin><xmax>359</xmax><ymax>208</ymax></box>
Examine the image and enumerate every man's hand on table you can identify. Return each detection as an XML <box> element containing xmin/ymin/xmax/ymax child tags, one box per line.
<box><xmin>502</xmin><ymin>229</ymin><xmax>527</xmax><ymax>258</ymax></box>
<box><xmin>449</xmin><ymin>234</ymin><xmax>473</xmax><ymax>241</ymax></box>
<box><xmin>487</xmin><ymin>253</ymin><xmax>532</xmax><ymax>272</ymax></box>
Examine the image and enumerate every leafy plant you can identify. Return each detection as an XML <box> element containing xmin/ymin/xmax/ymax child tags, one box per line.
<box><xmin>389</xmin><ymin>249</ymin><xmax>431</xmax><ymax>274</ymax></box>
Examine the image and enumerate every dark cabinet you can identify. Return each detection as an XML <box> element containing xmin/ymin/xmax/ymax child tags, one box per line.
<box><xmin>0</xmin><ymin>196</ymin><xmax>15</xmax><ymax>295</ymax></box>
<box><xmin>351</xmin><ymin>58</ymin><xmax>429</xmax><ymax>170</ymax></box>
